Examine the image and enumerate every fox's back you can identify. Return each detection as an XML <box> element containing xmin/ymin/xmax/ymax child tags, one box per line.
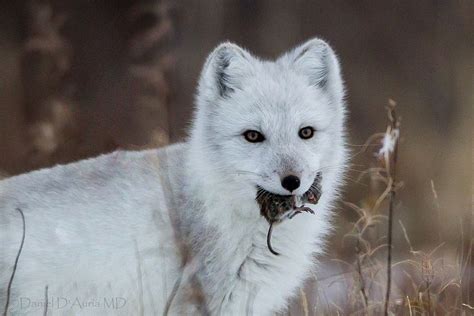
<box><xmin>0</xmin><ymin>144</ymin><xmax>186</xmax><ymax>315</ymax></box>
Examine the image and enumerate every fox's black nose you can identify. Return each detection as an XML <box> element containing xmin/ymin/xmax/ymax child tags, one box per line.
<box><xmin>281</xmin><ymin>175</ymin><xmax>300</xmax><ymax>192</ymax></box>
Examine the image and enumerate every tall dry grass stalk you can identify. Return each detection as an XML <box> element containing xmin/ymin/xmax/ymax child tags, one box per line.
<box><xmin>382</xmin><ymin>100</ymin><xmax>401</xmax><ymax>315</ymax></box>
<box><xmin>308</xmin><ymin>99</ymin><xmax>469</xmax><ymax>315</ymax></box>
<box><xmin>2</xmin><ymin>209</ymin><xmax>25</xmax><ymax>316</ymax></box>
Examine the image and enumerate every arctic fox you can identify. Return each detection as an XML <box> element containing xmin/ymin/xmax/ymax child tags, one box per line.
<box><xmin>0</xmin><ymin>38</ymin><xmax>347</xmax><ymax>315</ymax></box>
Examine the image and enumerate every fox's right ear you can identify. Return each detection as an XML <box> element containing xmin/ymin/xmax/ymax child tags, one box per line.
<box><xmin>198</xmin><ymin>42</ymin><xmax>253</xmax><ymax>99</ymax></box>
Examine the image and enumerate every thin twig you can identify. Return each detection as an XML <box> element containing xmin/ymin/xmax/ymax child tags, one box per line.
<box><xmin>355</xmin><ymin>238</ymin><xmax>369</xmax><ymax>309</ymax></box>
<box><xmin>3</xmin><ymin>208</ymin><xmax>26</xmax><ymax>316</ymax></box>
<box><xmin>299</xmin><ymin>288</ymin><xmax>309</xmax><ymax>316</ymax></box>
<box><xmin>133</xmin><ymin>239</ymin><xmax>144</xmax><ymax>316</ymax></box>
<box><xmin>163</xmin><ymin>271</ymin><xmax>183</xmax><ymax>316</ymax></box>
<box><xmin>426</xmin><ymin>280</ymin><xmax>432</xmax><ymax>315</ymax></box>
<box><xmin>43</xmin><ymin>285</ymin><xmax>49</xmax><ymax>316</ymax></box>
<box><xmin>383</xmin><ymin>101</ymin><xmax>400</xmax><ymax>316</ymax></box>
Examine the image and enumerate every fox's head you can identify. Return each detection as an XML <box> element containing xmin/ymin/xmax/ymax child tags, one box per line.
<box><xmin>188</xmin><ymin>38</ymin><xmax>347</xmax><ymax>211</ymax></box>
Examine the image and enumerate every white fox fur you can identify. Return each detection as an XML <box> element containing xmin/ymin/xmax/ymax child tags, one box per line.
<box><xmin>0</xmin><ymin>38</ymin><xmax>347</xmax><ymax>315</ymax></box>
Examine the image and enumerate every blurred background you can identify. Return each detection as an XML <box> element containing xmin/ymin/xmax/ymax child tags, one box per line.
<box><xmin>0</xmin><ymin>0</ymin><xmax>472</xmax><ymax>313</ymax></box>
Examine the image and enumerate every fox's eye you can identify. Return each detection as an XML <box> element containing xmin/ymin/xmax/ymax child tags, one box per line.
<box><xmin>299</xmin><ymin>126</ymin><xmax>315</xmax><ymax>139</ymax></box>
<box><xmin>243</xmin><ymin>130</ymin><xmax>265</xmax><ymax>143</ymax></box>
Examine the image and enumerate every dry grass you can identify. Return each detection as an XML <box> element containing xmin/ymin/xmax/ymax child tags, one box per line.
<box><xmin>294</xmin><ymin>100</ymin><xmax>472</xmax><ymax>315</ymax></box>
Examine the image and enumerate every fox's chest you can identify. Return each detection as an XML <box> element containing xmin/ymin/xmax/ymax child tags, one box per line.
<box><xmin>194</xmin><ymin>213</ymin><xmax>319</xmax><ymax>315</ymax></box>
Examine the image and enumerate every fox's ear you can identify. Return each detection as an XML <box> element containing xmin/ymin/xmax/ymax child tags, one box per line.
<box><xmin>285</xmin><ymin>38</ymin><xmax>344</xmax><ymax>100</ymax></box>
<box><xmin>199</xmin><ymin>42</ymin><xmax>253</xmax><ymax>99</ymax></box>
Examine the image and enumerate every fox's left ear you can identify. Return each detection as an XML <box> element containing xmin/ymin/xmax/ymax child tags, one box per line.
<box><xmin>284</xmin><ymin>38</ymin><xmax>344</xmax><ymax>101</ymax></box>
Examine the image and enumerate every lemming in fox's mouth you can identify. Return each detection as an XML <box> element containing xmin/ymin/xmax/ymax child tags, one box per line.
<box><xmin>256</xmin><ymin>172</ymin><xmax>323</xmax><ymax>255</ymax></box>
<box><xmin>256</xmin><ymin>171</ymin><xmax>323</xmax><ymax>220</ymax></box>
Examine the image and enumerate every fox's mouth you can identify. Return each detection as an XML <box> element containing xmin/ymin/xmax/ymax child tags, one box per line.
<box><xmin>255</xmin><ymin>172</ymin><xmax>323</xmax><ymax>256</ymax></box>
<box><xmin>255</xmin><ymin>172</ymin><xmax>323</xmax><ymax>223</ymax></box>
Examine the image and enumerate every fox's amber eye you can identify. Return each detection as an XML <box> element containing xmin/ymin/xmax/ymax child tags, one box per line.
<box><xmin>243</xmin><ymin>130</ymin><xmax>265</xmax><ymax>143</ymax></box>
<box><xmin>299</xmin><ymin>126</ymin><xmax>315</xmax><ymax>139</ymax></box>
